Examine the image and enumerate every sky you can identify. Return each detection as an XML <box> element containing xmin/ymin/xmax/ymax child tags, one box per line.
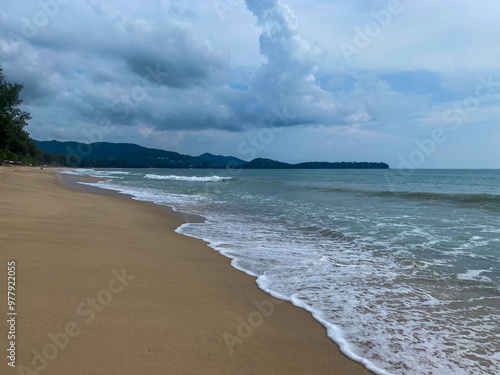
<box><xmin>1</xmin><ymin>0</ymin><xmax>499</xmax><ymax>168</ymax></box>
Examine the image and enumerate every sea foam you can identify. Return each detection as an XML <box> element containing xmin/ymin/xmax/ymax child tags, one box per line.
<box><xmin>144</xmin><ymin>174</ymin><xmax>232</xmax><ymax>182</ymax></box>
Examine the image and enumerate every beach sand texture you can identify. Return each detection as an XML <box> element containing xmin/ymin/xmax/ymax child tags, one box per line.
<box><xmin>0</xmin><ymin>167</ymin><xmax>372</xmax><ymax>375</ymax></box>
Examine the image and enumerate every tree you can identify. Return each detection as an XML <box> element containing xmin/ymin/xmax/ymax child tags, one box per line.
<box><xmin>0</xmin><ymin>67</ymin><xmax>40</xmax><ymax>163</ymax></box>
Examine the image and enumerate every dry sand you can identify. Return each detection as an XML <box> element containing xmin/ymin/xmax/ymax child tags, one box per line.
<box><xmin>0</xmin><ymin>167</ymin><xmax>372</xmax><ymax>375</ymax></box>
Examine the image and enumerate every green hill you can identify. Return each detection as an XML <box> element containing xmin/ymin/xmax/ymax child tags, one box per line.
<box><xmin>198</xmin><ymin>152</ymin><xmax>247</xmax><ymax>166</ymax></box>
<box><xmin>35</xmin><ymin>140</ymin><xmax>225</xmax><ymax>168</ymax></box>
<box><xmin>35</xmin><ymin>140</ymin><xmax>389</xmax><ymax>169</ymax></box>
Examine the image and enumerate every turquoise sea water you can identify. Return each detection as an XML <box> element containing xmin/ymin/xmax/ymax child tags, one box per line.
<box><xmin>67</xmin><ymin>168</ymin><xmax>500</xmax><ymax>375</ymax></box>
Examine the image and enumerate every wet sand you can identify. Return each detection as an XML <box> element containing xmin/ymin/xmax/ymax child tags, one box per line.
<box><xmin>0</xmin><ymin>167</ymin><xmax>372</xmax><ymax>374</ymax></box>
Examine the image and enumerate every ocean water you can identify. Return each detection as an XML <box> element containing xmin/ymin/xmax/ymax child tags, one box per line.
<box><xmin>65</xmin><ymin>168</ymin><xmax>500</xmax><ymax>375</ymax></box>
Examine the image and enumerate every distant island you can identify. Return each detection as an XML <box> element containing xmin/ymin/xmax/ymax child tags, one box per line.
<box><xmin>34</xmin><ymin>140</ymin><xmax>389</xmax><ymax>169</ymax></box>
<box><xmin>240</xmin><ymin>158</ymin><xmax>388</xmax><ymax>169</ymax></box>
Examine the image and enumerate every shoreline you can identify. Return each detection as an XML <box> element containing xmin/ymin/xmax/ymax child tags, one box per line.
<box><xmin>58</xmin><ymin>172</ymin><xmax>206</xmax><ymax>224</ymax></box>
<box><xmin>0</xmin><ymin>167</ymin><xmax>373</xmax><ymax>374</ymax></box>
<box><xmin>59</xmin><ymin>169</ymin><xmax>383</xmax><ymax>374</ymax></box>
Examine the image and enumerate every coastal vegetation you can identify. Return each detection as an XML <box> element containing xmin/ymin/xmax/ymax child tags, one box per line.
<box><xmin>0</xmin><ymin>67</ymin><xmax>40</xmax><ymax>165</ymax></box>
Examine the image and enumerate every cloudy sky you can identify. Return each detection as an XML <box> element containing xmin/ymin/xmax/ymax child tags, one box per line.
<box><xmin>1</xmin><ymin>0</ymin><xmax>499</xmax><ymax>168</ymax></box>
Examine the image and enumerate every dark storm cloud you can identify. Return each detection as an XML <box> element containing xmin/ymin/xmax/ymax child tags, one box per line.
<box><xmin>3</xmin><ymin>0</ymin><xmax>492</xmax><ymax>143</ymax></box>
<box><xmin>0</xmin><ymin>0</ymin><xmax>358</xmax><ymax>135</ymax></box>
<box><xmin>1</xmin><ymin>0</ymin><xmax>498</xmax><ymax>167</ymax></box>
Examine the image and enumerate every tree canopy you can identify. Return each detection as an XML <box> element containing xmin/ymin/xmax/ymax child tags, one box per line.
<box><xmin>0</xmin><ymin>67</ymin><xmax>41</xmax><ymax>163</ymax></box>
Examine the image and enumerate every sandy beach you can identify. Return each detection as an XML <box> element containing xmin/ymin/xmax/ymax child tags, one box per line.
<box><xmin>0</xmin><ymin>167</ymin><xmax>372</xmax><ymax>375</ymax></box>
